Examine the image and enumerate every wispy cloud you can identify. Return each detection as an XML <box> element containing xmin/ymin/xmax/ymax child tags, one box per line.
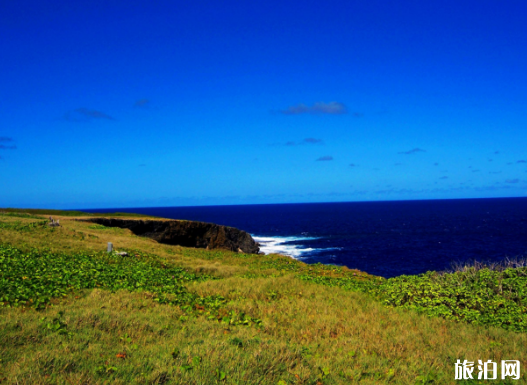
<box><xmin>285</xmin><ymin>137</ymin><xmax>324</xmax><ymax>146</ymax></box>
<box><xmin>517</xmin><ymin>160</ymin><xmax>527</xmax><ymax>164</ymax></box>
<box><xmin>64</xmin><ymin>108</ymin><xmax>115</xmax><ymax>122</ymax></box>
<box><xmin>0</xmin><ymin>137</ymin><xmax>16</xmax><ymax>156</ymax></box>
<box><xmin>374</xmin><ymin>188</ymin><xmax>431</xmax><ymax>195</ymax></box>
<box><xmin>316</xmin><ymin>156</ymin><xmax>333</xmax><ymax>161</ymax></box>
<box><xmin>303</xmin><ymin>137</ymin><xmax>323</xmax><ymax>144</ymax></box>
<box><xmin>134</xmin><ymin>99</ymin><xmax>150</xmax><ymax>107</ymax></box>
<box><xmin>398</xmin><ymin>148</ymin><xmax>426</xmax><ymax>155</ymax></box>
<box><xmin>505</xmin><ymin>179</ymin><xmax>520</xmax><ymax>183</ymax></box>
<box><xmin>349</xmin><ymin>163</ymin><xmax>358</xmax><ymax>167</ymax></box>
<box><xmin>439</xmin><ymin>176</ymin><xmax>448</xmax><ymax>180</ymax></box>
<box><xmin>433</xmin><ymin>162</ymin><xmax>439</xmax><ymax>166</ymax></box>
<box><xmin>281</xmin><ymin>102</ymin><xmax>347</xmax><ymax>115</ymax></box>
<box><xmin>374</xmin><ymin>183</ymin><xmax>524</xmax><ymax>196</ymax></box>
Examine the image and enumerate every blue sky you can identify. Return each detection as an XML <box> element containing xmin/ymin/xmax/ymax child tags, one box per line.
<box><xmin>1</xmin><ymin>0</ymin><xmax>526</xmax><ymax>209</ymax></box>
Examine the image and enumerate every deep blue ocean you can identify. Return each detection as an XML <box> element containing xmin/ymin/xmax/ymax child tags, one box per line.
<box><xmin>83</xmin><ymin>198</ymin><xmax>527</xmax><ymax>278</ymax></box>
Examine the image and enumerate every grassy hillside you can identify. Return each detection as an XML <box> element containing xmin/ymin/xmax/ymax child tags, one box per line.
<box><xmin>1</xmin><ymin>210</ymin><xmax>526</xmax><ymax>384</ymax></box>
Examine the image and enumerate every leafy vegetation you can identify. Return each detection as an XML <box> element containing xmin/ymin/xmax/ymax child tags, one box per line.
<box><xmin>0</xmin><ymin>245</ymin><xmax>216</xmax><ymax>310</ymax></box>
<box><xmin>376</xmin><ymin>267</ymin><xmax>527</xmax><ymax>332</ymax></box>
<box><xmin>0</xmin><ymin>244</ymin><xmax>265</xmax><ymax>329</ymax></box>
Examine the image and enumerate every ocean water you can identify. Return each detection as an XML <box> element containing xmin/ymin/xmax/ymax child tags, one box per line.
<box><xmin>83</xmin><ymin>198</ymin><xmax>527</xmax><ymax>278</ymax></box>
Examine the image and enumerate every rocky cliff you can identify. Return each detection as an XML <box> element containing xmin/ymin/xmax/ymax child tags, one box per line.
<box><xmin>84</xmin><ymin>218</ymin><xmax>260</xmax><ymax>254</ymax></box>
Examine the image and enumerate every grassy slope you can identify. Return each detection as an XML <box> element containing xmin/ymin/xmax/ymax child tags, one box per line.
<box><xmin>1</xmin><ymin>210</ymin><xmax>526</xmax><ymax>384</ymax></box>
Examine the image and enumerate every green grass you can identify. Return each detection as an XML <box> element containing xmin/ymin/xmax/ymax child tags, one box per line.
<box><xmin>1</xmin><ymin>212</ymin><xmax>527</xmax><ymax>384</ymax></box>
<box><xmin>87</xmin><ymin>224</ymin><xmax>111</xmax><ymax>230</ymax></box>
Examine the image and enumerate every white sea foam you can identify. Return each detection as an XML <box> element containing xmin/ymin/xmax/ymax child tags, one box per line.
<box><xmin>252</xmin><ymin>235</ymin><xmax>340</xmax><ymax>259</ymax></box>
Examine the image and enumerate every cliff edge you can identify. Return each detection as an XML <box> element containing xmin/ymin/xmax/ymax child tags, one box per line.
<box><xmin>84</xmin><ymin>218</ymin><xmax>260</xmax><ymax>254</ymax></box>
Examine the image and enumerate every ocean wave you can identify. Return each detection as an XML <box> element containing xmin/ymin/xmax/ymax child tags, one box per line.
<box><xmin>252</xmin><ymin>235</ymin><xmax>340</xmax><ymax>259</ymax></box>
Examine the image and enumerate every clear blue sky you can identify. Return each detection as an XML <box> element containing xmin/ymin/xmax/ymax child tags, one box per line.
<box><xmin>1</xmin><ymin>0</ymin><xmax>526</xmax><ymax>209</ymax></box>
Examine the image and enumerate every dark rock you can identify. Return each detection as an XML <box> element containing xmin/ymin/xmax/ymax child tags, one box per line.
<box><xmin>83</xmin><ymin>218</ymin><xmax>260</xmax><ymax>254</ymax></box>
